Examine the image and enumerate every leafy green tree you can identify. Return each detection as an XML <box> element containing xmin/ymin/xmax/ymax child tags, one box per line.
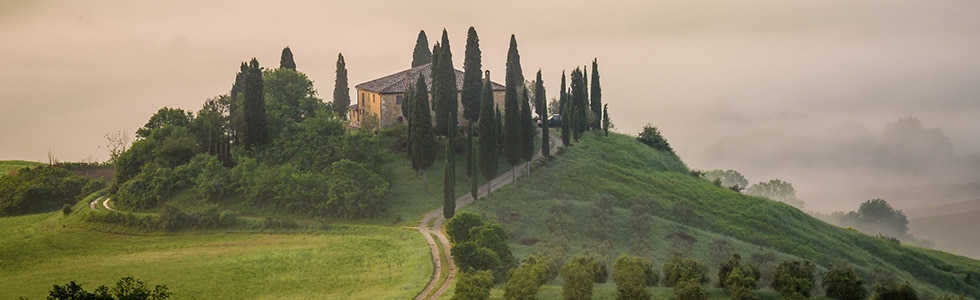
<box><xmin>409</xmin><ymin>75</ymin><xmax>437</xmax><ymax>191</ymax></box>
<box><xmin>48</xmin><ymin>276</ymin><xmax>170</xmax><ymax>300</ymax></box>
<box><xmin>446</xmin><ymin>211</ymin><xmax>484</xmax><ymax>244</ymax></box>
<box><xmin>663</xmin><ymin>254</ymin><xmax>709</xmax><ymax>287</ymax></box>
<box><xmin>280</xmin><ymin>46</ymin><xmax>296</xmax><ymax>70</ymax></box>
<box><xmin>840</xmin><ymin>198</ymin><xmax>909</xmax><ymax>238</ymax></box>
<box><xmin>591</xmin><ymin>58</ymin><xmax>602</xmax><ymax>130</ymax></box>
<box><xmin>503</xmin><ymin>36</ymin><xmax>524</xmax><ymax>181</ymax></box>
<box><xmin>472</xmin><ymin>222</ymin><xmax>516</xmax><ymax>275</ymax></box>
<box><xmin>772</xmin><ymin>260</ymin><xmax>816</xmax><ymax>299</ymax></box>
<box><xmin>453</xmin><ymin>269</ymin><xmax>494</xmax><ymax>300</ymax></box>
<box><xmin>746</xmin><ymin>179</ymin><xmax>804</xmax><ymax>209</ymax></box>
<box><xmin>241</xmin><ymin>58</ymin><xmax>268</xmax><ymax>149</ymax></box>
<box><xmin>262</xmin><ymin>68</ymin><xmax>323</xmax><ymax>138</ymax></box>
<box><xmin>569</xmin><ymin>67</ymin><xmax>587</xmax><ymax>140</ymax></box>
<box><xmin>136</xmin><ymin>107</ymin><xmax>194</xmax><ymax>139</ymax></box>
<box><xmin>461</xmin><ymin>26</ymin><xmax>482</xmax><ymax>123</ymax></box>
<box><xmin>0</xmin><ymin>165</ymin><xmax>90</xmax><ymax>216</ymax></box>
<box><xmin>324</xmin><ymin>159</ymin><xmax>391</xmax><ymax>218</ymax></box>
<box><xmin>411</xmin><ymin>30</ymin><xmax>432</xmax><ymax>67</ymax></box>
<box><xmin>534</xmin><ymin>70</ymin><xmax>549</xmax><ymax>157</ymax></box>
<box><xmin>725</xmin><ymin>266</ymin><xmax>759</xmax><ymax>300</ymax></box>
<box><xmin>673</xmin><ymin>278</ymin><xmax>707</xmax><ymax>300</ymax></box>
<box><xmin>193</xmin><ymin>97</ymin><xmax>231</xmax><ymax>165</ymax></box>
<box><xmin>443</xmin><ymin>138</ymin><xmax>456</xmax><ymax>219</ymax></box>
<box><xmin>478</xmin><ymin>75</ymin><xmax>499</xmax><ymax>196</ymax></box>
<box><xmin>333</xmin><ymin>53</ymin><xmax>351</xmax><ymax>120</ymax></box>
<box><xmin>451</xmin><ymin>241</ymin><xmax>502</xmax><ymax>274</ymax></box>
<box><xmin>561</xmin><ymin>255</ymin><xmax>604</xmax><ymax>300</ymax></box>
<box><xmin>636</xmin><ymin>125</ymin><xmax>674</xmax><ymax>154</ymax></box>
<box><xmin>613</xmin><ymin>254</ymin><xmax>657</xmax><ymax>300</ymax></box>
<box><xmin>504</xmin><ymin>255</ymin><xmax>550</xmax><ymax>300</ymax></box>
<box><xmin>824</xmin><ymin>261</ymin><xmax>867</xmax><ymax>300</ymax></box>
<box><xmin>559</xmin><ymin>71</ymin><xmax>571</xmax><ymax>146</ymax></box>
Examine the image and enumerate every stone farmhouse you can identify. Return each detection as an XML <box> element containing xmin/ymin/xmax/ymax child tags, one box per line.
<box><xmin>348</xmin><ymin>63</ymin><xmax>505</xmax><ymax>128</ymax></box>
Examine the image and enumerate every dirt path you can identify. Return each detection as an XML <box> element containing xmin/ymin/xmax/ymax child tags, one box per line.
<box><xmin>90</xmin><ymin>196</ymin><xmax>118</xmax><ymax>212</ymax></box>
<box><xmin>416</xmin><ymin>130</ymin><xmax>562</xmax><ymax>300</ymax></box>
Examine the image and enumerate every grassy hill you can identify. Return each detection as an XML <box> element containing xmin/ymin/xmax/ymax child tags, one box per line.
<box><xmin>0</xmin><ymin>160</ymin><xmax>41</xmax><ymax>176</ymax></box>
<box><xmin>464</xmin><ymin>132</ymin><xmax>980</xmax><ymax>298</ymax></box>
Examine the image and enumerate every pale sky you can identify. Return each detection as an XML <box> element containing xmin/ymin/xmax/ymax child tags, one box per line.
<box><xmin>3</xmin><ymin>0</ymin><xmax>979</xmax><ymax>211</ymax></box>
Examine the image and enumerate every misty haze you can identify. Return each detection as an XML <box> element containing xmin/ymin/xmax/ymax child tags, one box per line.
<box><xmin>2</xmin><ymin>0</ymin><xmax>980</xmax><ymax>298</ymax></box>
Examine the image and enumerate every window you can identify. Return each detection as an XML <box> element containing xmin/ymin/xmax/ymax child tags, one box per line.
<box><xmin>396</xmin><ymin>95</ymin><xmax>403</xmax><ymax>105</ymax></box>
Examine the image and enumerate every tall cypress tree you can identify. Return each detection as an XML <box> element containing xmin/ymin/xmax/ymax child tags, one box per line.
<box><xmin>534</xmin><ymin>70</ymin><xmax>549</xmax><ymax>157</ymax></box>
<box><xmin>503</xmin><ymin>36</ymin><xmax>524</xmax><ymax>181</ymax></box>
<box><xmin>410</xmin><ymin>75</ymin><xmax>437</xmax><ymax>192</ymax></box>
<box><xmin>461</xmin><ymin>27</ymin><xmax>482</xmax><ymax>123</ymax></box>
<box><xmin>478</xmin><ymin>73</ymin><xmax>498</xmax><ymax>197</ymax></box>
<box><xmin>333</xmin><ymin>53</ymin><xmax>351</xmax><ymax>120</ymax></box>
<box><xmin>430</xmin><ymin>43</ymin><xmax>442</xmax><ymax>113</ymax></box>
<box><xmin>520</xmin><ymin>85</ymin><xmax>534</xmax><ymax>176</ymax></box>
<box><xmin>403</xmin><ymin>82</ymin><xmax>417</xmax><ymax>170</ymax></box>
<box><xmin>280</xmin><ymin>47</ymin><xmax>296</xmax><ymax>70</ymax></box>
<box><xmin>432</xmin><ymin>29</ymin><xmax>457</xmax><ymax>138</ymax></box>
<box><xmin>443</xmin><ymin>136</ymin><xmax>456</xmax><ymax>219</ymax></box>
<box><xmin>242</xmin><ymin>58</ymin><xmax>268</xmax><ymax>149</ymax></box>
<box><xmin>602</xmin><ymin>103</ymin><xmax>610</xmax><ymax>137</ymax></box>
<box><xmin>591</xmin><ymin>59</ymin><xmax>602</xmax><ymax>130</ymax></box>
<box><xmin>570</xmin><ymin>67</ymin><xmax>587</xmax><ymax>140</ymax></box>
<box><xmin>412</xmin><ymin>30</ymin><xmax>432</xmax><ymax>68</ymax></box>
<box><xmin>559</xmin><ymin>71</ymin><xmax>571</xmax><ymax>147</ymax></box>
<box><xmin>469</xmin><ymin>124</ymin><xmax>479</xmax><ymax>199</ymax></box>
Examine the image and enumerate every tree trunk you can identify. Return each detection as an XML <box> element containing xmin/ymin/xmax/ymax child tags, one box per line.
<box><xmin>422</xmin><ymin>170</ymin><xmax>429</xmax><ymax>193</ymax></box>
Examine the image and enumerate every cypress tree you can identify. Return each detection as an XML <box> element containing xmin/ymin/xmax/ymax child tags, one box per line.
<box><xmin>410</xmin><ymin>75</ymin><xmax>437</xmax><ymax>191</ymax></box>
<box><xmin>461</xmin><ymin>27</ymin><xmax>483</xmax><ymax>123</ymax></box>
<box><xmin>602</xmin><ymin>103</ymin><xmax>610</xmax><ymax>137</ymax></box>
<box><xmin>478</xmin><ymin>73</ymin><xmax>498</xmax><ymax>197</ymax></box>
<box><xmin>242</xmin><ymin>58</ymin><xmax>268</xmax><ymax>149</ymax></box>
<box><xmin>280</xmin><ymin>46</ymin><xmax>296</xmax><ymax>70</ymax></box>
<box><xmin>333</xmin><ymin>53</ymin><xmax>351</xmax><ymax>120</ymax></box>
<box><xmin>430</xmin><ymin>43</ymin><xmax>442</xmax><ymax>113</ymax></box>
<box><xmin>559</xmin><ymin>71</ymin><xmax>571</xmax><ymax>146</ymax></box>
<box><xmin>469</xmin><ymin>124</ymin><xmax>479</xmax><ymax>199</ymax></box>
<box><xmin>443</xmin><ymin>136</ymin><xmax>456</xmax><ymax>219</ymax></box>
<box><xmin>570</xmin><ymin>67</ymin><xmax>587</xmax><ymax>140</ymax></box>
<box><xmin>404</xmin><ymin>82</ymin><xmax>417</xmax><ymax>170</ymax></box>
<box><xmin>520</xmin><ymin>86</ymin><xmax>534</xmax><ymax>176</ymax></box>
<box><xmin>534</xmin><ymin>70</ymin><xmax>549</xmax><ymax>157</ymax></box>
<box><xmin>412</xmin><ymin>30</ymin><xmax>432</xmax><ymax>68</ymax></box>
<box><xmin>432</xmin><ymin>29</ymin><xmax>458</xmax><ymax>138</ymax></box>
<box><xmin>591</xmin><ymin>58</ymin><xmax>602</xmax><ymax>130</ymax></box>
<box><xmin>503</xmin><ymin>36</ymin><xmax>524</xmax><ymax>181</ymax></box>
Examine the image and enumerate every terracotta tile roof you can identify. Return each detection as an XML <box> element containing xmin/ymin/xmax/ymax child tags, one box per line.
<box><xmin>355</xmin><ymin>63</ymin><xmax>505</xmax><ymax>94</ymax></box>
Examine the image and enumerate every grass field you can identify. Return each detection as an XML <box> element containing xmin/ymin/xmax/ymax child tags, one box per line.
<box><xmin>0</xmin><ymin>160</ymin><xmax>41</xmax><ymax>176</ymax></box>
<box><xmin>0</xmin><ymin>211</ymin><xmax>431</xmax><ymax>299</ymax></box>
<box><xmin>463</xmin><ymin>132</ymin><xmax>980</xmax><ymax>298</ymax></box>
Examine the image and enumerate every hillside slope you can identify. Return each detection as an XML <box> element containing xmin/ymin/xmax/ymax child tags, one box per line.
<box><xmin>466</xmin><ymin>132</ymin><xmax>980</xmax><ymax>298</ymax></box>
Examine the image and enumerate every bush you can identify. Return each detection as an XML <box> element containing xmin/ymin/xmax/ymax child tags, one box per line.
<box><xmin>503</xmin><ymin>255</ymin><xmax>551</xmax><ymax>300</ymax></box>
<box><xmin>560</xmin><ymin>255</ymin><xmax>604</xmax><ymax>300</ymax></box>
<box><xmin>48</xmin><ymin>276</ymin><xmax>170</xmax><ymax>300</ymax></box>
<box><xmin>159</xmin><ymin>205</ymin><xmax>188</xmax><ymax>231</ymax></box>
<box><xmin>672</xmin><ymin>278</ymin><xmax>707</xmax><ymax>300</ymax></box>
<box><xmin>636</xmin><ymin>125</ymin><xmax>674</xmax><ymax>154</ymax></box>
<box><xmin>663</xmin><ymin>254</ymin><xmax>708</xmax><ymax>287</ymax></box>
<box><xmin>725</xmin><ymin>266</ymin><xmax>759</xmax><ymax>300</ymax></box>
<box><xmin>772</xmin><ymin>260</ymin><xmax>816</xmax><ymax>299</ymax></box>
<box><xmin>823</xmin><ymin>261</ymin><xmax>867</xmax><ymax>300</ymax></box>
<box><xmin>871</xmin><ymin>279</ymin><xmax>918</xmax><ymax>300</ymax></box>
<box><xmin>613</xmin><ymin>254</ymin><xmax>657</xmax><ymax>300</ymax></box>
<box><xmin>0</xmin><ymin>165</ymin><xmax>91</xmax><ymax>216</ymax></box>
<box><xmin>447</xmin><ymin>212</ymin><xmax>485</xmax><ymax>244</ymax></box>
<box><xmin>452</xmin><ymin>270</ymin><xmax>494</xmax><ymax>300</ymax></box>
<box><xmin>322</xmin><ymin>159</ymin><xmax>390</xmax><ymax>218</ymax></box>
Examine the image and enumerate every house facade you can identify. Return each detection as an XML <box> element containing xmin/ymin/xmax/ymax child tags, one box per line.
<box><xmin>349</xmin><ymin>63</ymin><xmax>506</xmax><ymax>128</ymax></box>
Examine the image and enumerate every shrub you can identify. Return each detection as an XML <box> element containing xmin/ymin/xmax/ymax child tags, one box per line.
<box><xmin>663</xmin><ymin>254</ymin><xmax>708</xmax><ymax>287</ymax></box>
<box><xmin>503</xmin><ymin>255</ymin><xmax>550</xmax><ymax>300</ymax></box>
<box><xmin>613</xmin><ymin>254</ymin><xmax>657</xmax><ymax>300</ymax></box>
<box><xmin>823</xmin><ymin>261</ymin><xmax>867</xmax><ymax>300</ymax></box>
<box><xmin>725</xmin><ymin>266</ymin><xmax>760</xmax><ymax>300</ymax></box>
<box><xmin>452</xmin><ymin>270</ymin><xmax>493</xmax><ymax>300</ymax></box>
<box><xmin>772</xmin><ymin>260</ymin><xmax>816</xmax><ymax>299</ymax></box>
<box><xmin>560</xmin><ymin>255</ymin><xmax>603</xmax><ymax>300</ymax></box>
<box><xmin>0</xmin><ymin>165</ymin><xmax>91</xmax><ymax>216</ymax></box>
<box><xmin>672</xmin><ymin>278</ymin><xmax>707</xmax><ymax>300</ymax></box>
<box><xmin>159</xmin><ymin>205</ymin><xmax>188</xmax><ymax>231</ymax></box>
<box><xmin>48</xmin><ymin>276</ymin><xmax>171</xmax><ymax>300</ymax></box>
<box><xmin>446</xmin><ymin>212</ymin><xmax>485</xmax><ymax>244</ymax></box>
<box><xmin>636</xmin><ymin>125</ymin><xmax>674</xmax><ymax>154</ymax></box>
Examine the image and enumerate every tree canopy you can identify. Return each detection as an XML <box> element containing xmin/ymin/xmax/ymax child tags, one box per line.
<box><xmin>461</xmin><ymin>27</ymin><xmax>482</xmax><ymax>123</ymax></box>
<box><xmin>333</xmin><ymin>53</ymin><xmax>350</xmax><ymax>120</ymax></box>
<box><xmin>279</xmin><ymin>46</ymin><xmax>296</xmax><ymax>70</ymax></box>
<box><xmin>412</xmin><ymin>30</ymin><xmax>432</xmax><ymax>68</ymax></box>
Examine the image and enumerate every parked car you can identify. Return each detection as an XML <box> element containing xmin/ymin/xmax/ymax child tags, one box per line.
<box><xmin>547</xmin><ymin>114</ymin><xmax>561</xmax><ymax>127</ymax></box>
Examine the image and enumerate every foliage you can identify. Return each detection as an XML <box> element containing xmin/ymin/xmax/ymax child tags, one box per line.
<box><xmin>136</xmin><ymin>107</ymin><xmax>194</xmax><ymax>139</ymax></box>
<box><xmin>279</xmin><ymin>46</ymin><xmax>296</xmax><ymax>70</ymax></box>
<box><xmin>323</xmin><ymin>159</ymin><xmax>391</xmax><ymax>218</ymax></box>
<box><xmin>520</xmin><ymin>86</ymin><xmax>535</xmax><ymax>167</ymax></box>
<box><xmin>444</xmin><ymin>139</ymin><xmax>456</xmax><ymax>219</ymax></box>
<box><xmin>636</xmin><ymin>125</ymin><xmax>674</xmax><ymax>154</ymax></box>
<box><xmin>560</xmin><ymin>255</ymin><xmax>604</xmax><ymax>300</ymax></box>
<box><xmin>239</xmin><ymin>58</ymin><xmax>268</xmax><ymax>149</ymax></box>
<box><xmin>432</xmin><ymin>29</ymin><xmax>458</xmax><ymax>138</ymax></box>
<box><xmin>471</xmin><ymin>222</ymin><xmax>516</xmax><ymax>279</ymax></box>
<box><xmin>746</xmin><ymin>179</ymin><xmax>804</xmax><ymax>209</ymax></box>
<box><xmin>590</xmin><ymin>58</ymin><xmax>602</xmax><ymax>130</ymax></box>
<box><xmin>0</xmin><ymin>165</ymin><xmax>91</xmax><ymax>216</ymax></box>
<box><xmin>603</xmin><ymin>104</ymin><xmax>611</xmax><ymax>137</ymax></box>
<box><xmin>724</xmin><ymin>265</ymin><xmax>759</xmax><ymax>300</ymax></box>
<box><xmin>446</xmin><ymin>212</ymin><xmax>484</xmax><ymax>244</ymax></box>
<box><xmin>838</xmin><ymin>198</ymin><xmax>910</xmax><ymax>238</ymax></box>
<box><xmin>823</xmin><ymin>261</ymin><xmax>867</xmax><ymax>300</ymax></box>
<box><xmin>411</xmin><ymin>30</ymin><xmax>432</xmax><ymax>68</ymax></box>
<box><xmin>662</xmin><ymin>253</ymin><xmax>709</xmax><ymax>287</ymax></box>
<box><xmin>672</xmin><ymin>278</ymin><xmax>707</xmax><ymax>300</ymax></box>
<box><xmin>534</xmin><ymin>70</ymin><xmax>549</xmax><ymax>157</ymax></box>
<box><xmin>503</xmin><ymin>35</ymin><xmax>524</xmax><ymax>173</ymax></box>
<box><xmin>461</xmin><ymin>26</ymin><xmax>483</xmax><ymax>123</ymax></box>
<box><xmin>503</xmin><ymin>255</ymin><xmax>551</xmax><ymax>300</ymax></box>
<box><xmin>613</xmin><ymin>254</ymin><xmax>657</xmax><ymax>300</ymax></box>
<box><xmin>871</xmin><ymin>280</ymin><xmax>919</xmax><ymax>300</ymax></box>
<box><xmin>704</xmin><ymin>169</ymin><xmax>749</xmax><ymax>190</ymax></box>
<box><xmin>333</xmin><ymin>53</ymin><xmax>350</xmax><ymax>119</ymax></box>
<box><xmin>559</xmin><ymin>72</ymin><xmax>571</xmax><ymax>146</ymax></box>
<box><xmin>478</xmin><ymin>75</ymin><xmax>499</xmax><ymax>187</ymax></box>
<box><xmin>452</xmin><ymin>270</ymin><xmax>493</xmax><ymax>300</ymax></box>
<box><xmin>772</xmin><ymin>260</ymin><xmax>816</xmax><ymax>299</ymax></box>
<box><xmin>569</xmin><ymin>67</ymin><xmax>588</xmax><ymax>140</ymax></box>
<box><xmin>451</xmin><ymin>242</ymin><xmax>501</xmax><ymax>274</ymax></box>
<box><xmin>48</xmin><ymin>276</ymin><xmax>170</xmax><ymax>300</ymax></box>
<box><xmin>262</xmin><ymin>67</ymin><xmax>324</xmax><ymax>138</ymax></box>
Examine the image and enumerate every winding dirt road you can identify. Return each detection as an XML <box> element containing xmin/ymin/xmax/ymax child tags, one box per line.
<box><xmin>415</xmin><ymin>130</ymin><xmax>562</xmax><ymax>300</ymax></box>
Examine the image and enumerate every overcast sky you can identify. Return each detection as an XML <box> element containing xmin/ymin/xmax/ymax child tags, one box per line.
<box><xmin>2</xmin><ymin>0</ymin><xmax>979</xmax><ymax>211</ymax></box>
